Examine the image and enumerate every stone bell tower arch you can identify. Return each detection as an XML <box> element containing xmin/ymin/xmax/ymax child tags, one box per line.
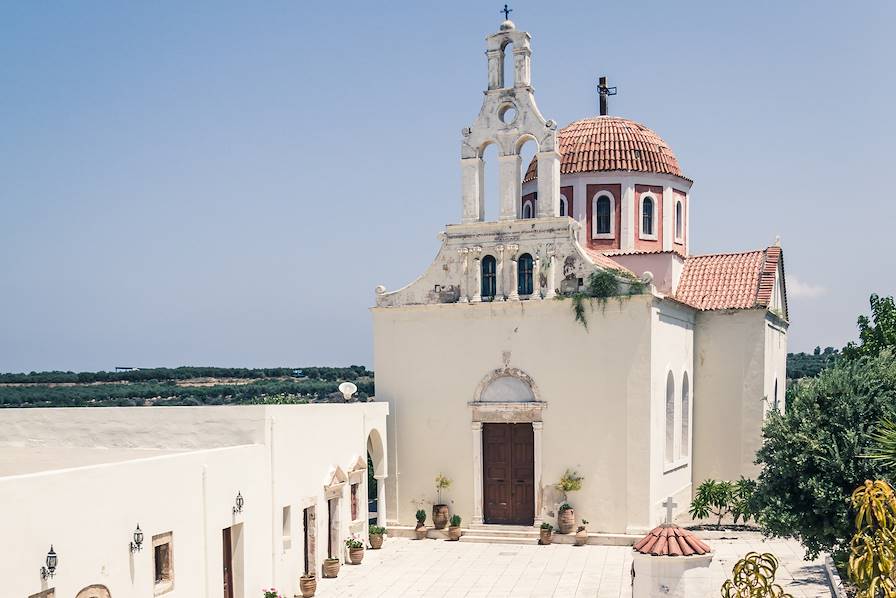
<box><xmin>461</xmin><ymin>18</ymin><xmax>561</xmax><ymax>224</ymax></box>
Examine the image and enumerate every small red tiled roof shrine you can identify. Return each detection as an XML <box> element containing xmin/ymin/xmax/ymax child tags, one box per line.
<box><xmin>633</xmin><ymin>524</ymin><xmax>711</xmax><ymax>557</ymax></box>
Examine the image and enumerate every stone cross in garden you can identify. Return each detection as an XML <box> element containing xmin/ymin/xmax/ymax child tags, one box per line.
<box><xmin>663</xmin><ymin>496</ymin><xmax>677</xmax><ymax>524</ymax></box>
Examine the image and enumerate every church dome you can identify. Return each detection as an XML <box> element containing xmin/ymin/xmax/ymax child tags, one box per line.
<box><xmin>523</xmin><ymin>116</ymin><xmax>686</xmax><ymax>182</ymax></box>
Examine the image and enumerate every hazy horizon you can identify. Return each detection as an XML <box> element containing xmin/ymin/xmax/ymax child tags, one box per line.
<box><xmin>2</xmin><ymin>1</ymin><xmax>894</xmax><ymax>373</ymax></box>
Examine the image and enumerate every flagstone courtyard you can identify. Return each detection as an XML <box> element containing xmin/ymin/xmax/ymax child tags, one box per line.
<box><xmin>313</xmin><ymin>534</ymin><xmax>831</xmax><ymax>598</ymax></box>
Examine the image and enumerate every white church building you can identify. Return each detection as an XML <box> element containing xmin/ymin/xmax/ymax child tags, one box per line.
<box><xmin>372</xmin><ymin>18</ymin><xmax>788</xmax><ymax>535</ymax></box>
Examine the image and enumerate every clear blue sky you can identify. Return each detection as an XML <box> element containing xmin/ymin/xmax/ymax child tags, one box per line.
<box><xmin>1</xmin><ymin>1</ymin><xmax>893</xmax><ymax>373</ymax></box>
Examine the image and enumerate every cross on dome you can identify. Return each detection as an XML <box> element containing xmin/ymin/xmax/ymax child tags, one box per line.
<box><xmin>501</xmin><ymin>4</ymin><xmax>512</xmax><ymax>20</ymax></box>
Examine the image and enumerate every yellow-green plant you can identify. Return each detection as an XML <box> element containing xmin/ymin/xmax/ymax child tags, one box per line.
<box><xmin>434</xmin><ymin>474</ymin><xmax>451</xmax><ymax>504</ymax></box>
<box><xmin>720</xmin><ymin>552</ymin><xmax>793</xmax><ymax>598</ymax></box>
<box><xmin>558</xmin><ymin>469</ymin><xmax>584</xmax><ymax>493</ymax></box>
<box><xmin>848</xmin><ymin>480</ymin><xmax>896</xmax><ymax>597</ymax></box>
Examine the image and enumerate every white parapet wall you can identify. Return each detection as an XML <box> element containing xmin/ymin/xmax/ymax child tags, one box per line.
<box><xmin>632</xmin><ymin>552</ymin><xmax>714</xmax><ymax>598</ymax></box>
<box><xmin>0</xmin><ymin>403</ymin><xmax>388</xmax><ymax>598</ymax></box>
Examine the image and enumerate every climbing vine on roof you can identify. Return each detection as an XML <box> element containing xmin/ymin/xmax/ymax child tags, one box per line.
<box><xmin>563</xmin><ymin>269</ymin><xmax>647</xmax><ymax>330</ymax></box>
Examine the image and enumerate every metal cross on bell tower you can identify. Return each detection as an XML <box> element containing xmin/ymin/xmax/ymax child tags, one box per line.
<box><xmin>501</xmin><ymin>4</ymin><xmax>513</xmax><ymax>20</ymax></box>
<box><xmin>598</xmin><ymin>76</ymin><xmax>617</xmax><ymax>116</ymax></box>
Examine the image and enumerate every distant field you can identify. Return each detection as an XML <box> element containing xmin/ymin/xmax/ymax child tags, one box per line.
<box><xmin>0</xmin><ymin>366</ymin><xmax>374</xmax><ymax>408</ymax></box>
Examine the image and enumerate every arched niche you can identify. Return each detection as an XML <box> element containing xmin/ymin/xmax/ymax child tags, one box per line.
<box><xmin>76</xmin><ymin>586</ymin><xmax>111</xmax><ymax>598</ymax></box>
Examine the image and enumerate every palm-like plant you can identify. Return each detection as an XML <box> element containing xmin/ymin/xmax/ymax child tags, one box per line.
<box><xmin>866</xmin><ymin>418</ymin><xmax>896</xmax><ymax>470</ymax></box>
<box><xmin>848</xmin><ymin>480</ymin><xmax>896</xmax><ymax>597</ymax></box>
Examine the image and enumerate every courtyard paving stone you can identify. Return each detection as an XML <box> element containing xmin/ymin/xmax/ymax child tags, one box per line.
<box><xmin>312</xmin><ymin>534</ymin><xmax>830</xmax><ymax>597</ymax></box>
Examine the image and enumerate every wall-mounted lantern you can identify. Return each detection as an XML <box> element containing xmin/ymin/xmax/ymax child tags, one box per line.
<box><xmin>129</xmin><ymin>524</ymin><xmax>144</xmax><ymax>553</ymax></box>
<box><xmin>40</xmin><ymin>545</ymin><xmax>57</xmax><ymax>579</ymax></box>
<box><xmin>233</xmin><ymin>492</ymin><xmax>244</xmax><ymax>515</ymax></box>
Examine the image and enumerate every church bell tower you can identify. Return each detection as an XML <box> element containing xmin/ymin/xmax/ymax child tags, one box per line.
<box><xmin>460</xmin><ymin>17</ymin><xmax>562</xmax><ymax>224</ymax></box>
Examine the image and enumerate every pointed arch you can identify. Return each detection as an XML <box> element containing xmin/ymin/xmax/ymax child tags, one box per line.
<box><xmin>681</xmin><ymin>372</ymin><xmax>690</xmax><ymax>457</ymax></box>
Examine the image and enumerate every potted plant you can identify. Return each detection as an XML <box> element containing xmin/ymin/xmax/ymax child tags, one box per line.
<box><xmin>414</xmin><ymin>509</ymin><xmax>428</xmax><ymax>540</ymax></box>
<box><xmin>448</xmin><ymin>514</ymin><xmax>462</xmax><ymax>541</ymax></box>
<box><xmin>345</xmin><ymin>536</ymin><xmax>365</xmax><ymax>565</ymax></box>
<box><xmin>539</xmin><ymin>522</ymin><xmax>554</xmax><ymax>545</ymax></box>
<box><xmin>322</xmin><ymin>557</ymin><xmax>340</xmax><ymax>578</ymax></box>
<box><xmin>368</xmin><ymin>524</ymin><xmax>385</xmax><ymax>549</ymax></box>
<box><xmin>299</xmin><ymin>573</ymin><xmax>316</xmax><ymax>598</ymax></box>
<box><xmin>433</xmin><ymin>474</ymin><xmax>451</xmax><ymax>529</ymax></box>
<box><xmin>574</xmin><ymin>519</ymin><xmax>588</xmax><ymax>546</ymax></box>
<box><xmin>558</xmin><ymin>502</ymin><xmax>576</xmax><ymax>534</ymax></box>
<box><xmin>263</xmin><ymin>589</ymin><xmax>285</xmax><ymax>598</ymax></box>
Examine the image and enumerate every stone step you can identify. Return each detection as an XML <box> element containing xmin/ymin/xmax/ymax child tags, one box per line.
<box><xmin>464</xmin><ymin>528</ymin><xmax>540</xmax><ymax>538</ymax></box>
<box><xmin>459</xmin><ymin>534</ymin><xmax>538</xmax><ymax>545</ymax></box>
<box><xmin>469</xmin><ymin>523</ymin><xmax>537</xmax><ymax>532</ymax></box>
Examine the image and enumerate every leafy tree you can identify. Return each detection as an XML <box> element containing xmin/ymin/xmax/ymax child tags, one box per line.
<box><xmin>786</xmin><ymin>347</ymin><xmax>839</xmax><ymax>380</ymax></box>
<box><xmin>751</xmin><ymin>352</ymin><xmax>896</xmax><ymax>559</ymax></box>
<box><xmin>843</xmin><ymin>294</ymin><xmax>896</xmax><ymax>361</ymax></box>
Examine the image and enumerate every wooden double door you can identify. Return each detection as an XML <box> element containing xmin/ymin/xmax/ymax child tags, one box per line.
<box><xmin>483</xmin><ymin>423</ymin><xmax>534</xmax><ymax>525</ymax></box>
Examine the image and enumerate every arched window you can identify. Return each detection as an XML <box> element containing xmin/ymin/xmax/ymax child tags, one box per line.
<box><xmin>665</xmin><ymin>371</ymin><xmax>675</xmax><ymax>464</ymax></box>
<box><xmin>559</xmin><ymin>195</ymin><xmax>568</xmax><ymax>217</ymax></box>
<box><xmin>518</xmin><ymin>253</ymin><xmax>534</xmax><ymax>295</ymax></box>
<box><xmin>596</xmin><ymin>197</ymin><xmax>611</xmax><ymax>234</ymax></box>
<box><xmin>522</xmin><ymin>201</ymin><xmax>533</xmax><ymax>219</ymax></box>
<box><xmin>675</xmin><ymin>200</ymin><xmax>683</xmax><ymax>240</ymax></box>
<box><xmin>642</xmin><ymin>196</ymin><xmax>655</xmax><ymax>237</ymax></box>
<box><xmin>591</xmin><ymin>193</ymin><xmax>614</xmax><ymax>238</ymax></box>
<box><xmin>681</xmin><ymin>373</ymin><xmax>690</xmax><ymax>458</ymax></box>
<box><xmin>772</xmin><ymin>378</ymin><xmax>779</xmax><ymax>412</ymax></box>
<box><xmin>481</xmin><ymin>255</ymin><xmax>497</xmax><ymax>299</ymax></box>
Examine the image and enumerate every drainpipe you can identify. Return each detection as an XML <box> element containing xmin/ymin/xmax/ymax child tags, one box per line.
<box><xmin>270</xmin><ymin>416</ymin><xmax>277</xmax><ymax>585</ymax></box>
<box><xmin>202</xmin><ymin>464</ymin><xmax>209</xmax><ymax>598</ymax></box>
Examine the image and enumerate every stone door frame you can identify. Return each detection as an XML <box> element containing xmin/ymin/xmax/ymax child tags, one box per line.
<box><xmin>470</xmin><ymin>366</ymin><xmax>546</xmax><ymax>527</ymax></box>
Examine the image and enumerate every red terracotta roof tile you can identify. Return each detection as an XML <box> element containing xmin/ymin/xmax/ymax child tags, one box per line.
<box><xmin>673</xmin><ymin>247</ymin><xmax>785</xmax><ymax>312</ymax></box>
<box><xmin>633</xmin><ymin>524</ymin><xmax>711</xmax><ymax>556</ymax></box>
<box><xmin>583</xmin><ymin>248</ymin><xmax>634</xmax><ymax>275</ymax></box>
<box><xmin>524</xmin><ymin>116</ymin><xmax>687</xmax><ymax>183</ymax></box>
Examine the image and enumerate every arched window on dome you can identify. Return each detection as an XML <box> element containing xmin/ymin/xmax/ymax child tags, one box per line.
<box><xmin>517</xmin><ymin>253</ymin><xmax>534</xmax><ymax>296</ymax></box>
<box><xmin>481</xmin><ymin>255</ymin><xmax>497</xmax><ymax>300</ymax></box>
<box><xmin>675</xmin><ymin>200</ymin><xmax>684</xmax><ymax>242</ymax></box>
<box><xmin>641</xmin><ymin>195</ymin><xmax>656</xmax><ymax>239</ymax></box>
<box><xmin>665</xmin><ymin>371</ymin><xmax>675</xmax><ymax>464</ymax></box>
<box><xmin>681</xmin><ymin>373</ymin><xmax>690</xmax><ymax>458</ymax></box>
<box><xmin>559</xmin><ymin>195</ymin><xmax>568</xmax><ymax>217</ymax></box>
<box><xmin>592</xmin><ymin>193</ymin><xmax>614</xmax><ymax>239</ymax></box>
<box><xmin>522</xmin><ymin>200</ymin><xmax>534</xmax><ymax>219</ymax></box>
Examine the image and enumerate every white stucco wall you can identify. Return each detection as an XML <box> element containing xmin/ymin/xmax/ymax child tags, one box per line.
<box><xmin>373</xmin><ymin>294</ymin><xmax>659</xmax><ymax>534</ymax></box>
<box><xmin>649</xmin><ymin>300</ymin><xmax>695</xmax><ymax>523</ymax></box>
<box><xmin>0</xmin><ymin>403</ymin><xmax>388</xmax><ymax>598</ymax></box>
<box><xmin>692</xmin><ymin>310</ymin><xmax>776</xmax><ymax>484</ymax></box>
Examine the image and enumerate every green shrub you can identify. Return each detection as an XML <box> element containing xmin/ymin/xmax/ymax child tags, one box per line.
<box><xmin>751</xmin><ymin>352</ymin><xmax>896</xmax><ymax>559</ymax></box>
<box><xmin>369</xmin><ymin>525</ymin><xmax>385</xmax><ymax>536</ymax></box>
<box><xmin>558</xmin><ymin>502</ymin><xmax>572</xmax><ymax>513</ymax></box>
<box><xmin>449</xmin><ymin>514</ymin><xmax>461</xmax><ymax>527</ymax></box>
<box><xmin>415</xmin><ymin>509</ymin><xmax>426</xmax><ymax>524</ymax></box>
<box><xmin>540</xmin><ymin>522</ymin><xmax>553</xmax><ymax>531</ymax></box>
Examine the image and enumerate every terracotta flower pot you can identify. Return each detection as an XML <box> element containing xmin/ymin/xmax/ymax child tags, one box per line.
<box><xmin>369</xmin><ymin>533</ymin><xmax>384</xmax><ymax>549</ymax></box>
<box><xmin>299</xmin><ymin>574</ymin><xmax>317</xmax><ymax>597</ymax></box>
<box><xmin>322</xmin><ymin>558</ymin><xmax>340</xmax><ymax>578</ymax></box>
<box><xmin>574</xmin><ymin>528</ymin><xmax>588</xmax><ymax>546</ymax></box>
<box><xmin>349</xmin><ymin>547</ymin><xmax>364</xmax><ymax>565</ymax></box>
<box><xmin>539</xmin><ymin>528</ymin><xmax>553</xmax><ymax>545</ymax></box>
<box><xmin>414</xmin><ymin>524</ymin><xmax>427</xmax><ymax>540</ymax></box>
<box><xmin>558</xmin><ymin>508</ymin><xmax>576</xmax><ymax>534</ymax></box>
<box><xmin>432</xmin><ymin>504</ymin><xmax>449</xmax><ymax>530</ymax></box>
<box><xmin>448</xmin><ymin>525</ymin><xmax>462</xmax><ymax>541</ymax></box>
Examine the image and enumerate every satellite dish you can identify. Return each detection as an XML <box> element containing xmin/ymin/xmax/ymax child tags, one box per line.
<box><xmin>338</xmin><ymin>382</ymin><xmax>358</xmax><ymax>402</ymax></box>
